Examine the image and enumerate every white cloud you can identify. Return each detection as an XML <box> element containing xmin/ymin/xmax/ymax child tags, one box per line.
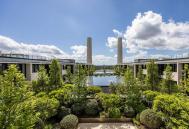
<box><xmin>0</xmin><ymin>35</ymin><xmax>69</xmax><ymax>58</ymax></box>
<box><xmin>0</xmin><ymin>35</ymin><xmax>116</xmax><ymax>65</ymax></box>
<box><xmin>107</xmin><ymin>11</ymin><xmax>189</xmax><ymax>62</ymax></box>
<box><xmin>125</xmin><ymin>11</ymin><xmax>189</xmax><ymax>53</ymax></box>
<box><xmin>93</xmin><ymin>55</ymin><xmax>116</xmax><ymax>65</ymax></box>
<box><xmin>70</xmin><ymin>45</ymin><xmax>86</xmax><ymax>62</ymax></box>
<box><xmin>112</xmin><ymin>29</ymin><xmax>123</xmax><ymax>37</ymax></box>
<box><xmin>70</xmin><ymin>45</ymin><xmax>86</xmax><ymax>55</ymax></box>
<box><xmin>106</xmin><ymin>36</ymin><xmax>126</xmax><ymax>48</ymax></box>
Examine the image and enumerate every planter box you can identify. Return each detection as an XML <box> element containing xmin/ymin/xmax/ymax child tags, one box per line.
<box><xmin>79</xmin><ymin>117</ymin><xmax>132</xmax><ymax>123</ymax></box>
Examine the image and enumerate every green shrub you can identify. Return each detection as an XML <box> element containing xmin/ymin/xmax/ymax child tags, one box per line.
<box><xmin>0</xmin><ymin>65</ymin><xmax>38</xmax><ymax>128</ymax></box>
<box><xmin>140</xmin><ymin>109</ymin><xmax>162</xmax><ymax>129</ymax></box>
<box><xmin>96</xmin><ymin>93</ymin><xmax>121</xmax><ymax>111</ymax></box>
<box><xmin>85</xmin><ymin>99</ymin><xmax>99</xmax><ymax>116</ymax></box>
<box><xmin>57</xmin><ymin>106</ymin><xmax>71</xmax><ymax>119</ymax></box>
<box><xmin>60</xmin><ymin>114</ymin><xmax>78</xmax><ymax>129</ymax></box>
<box><xmin>71</xmin><ymin>102</ymin><xmax>85</xmax><ymax>116</ymax></box>
<box><xmin>143</xmin><ymin>90</ymin><xmax>161</xmax><ymax>102</ymax></box>
<box><xmin>108</xmin><ymin>108</ymin><xmax>121</xmax><ymax>118</ymax></box>
<box><xmin>153</xmin><ymin>94</ymin><xmax>189</xmax><ymax>129</ymax></box>
<box><xmin>34</xmin><ymin>96</ymin><xmax>60</xmax><ymax>120</ymax></box>
<box><xmin>49</xmin><ymin>85</ymin><xmax>74</xmax><ymax>105</ymax></box>
<box><xmin>32</xmin><ymin>65</ymin><xmax>49</xmax><ymax>93</ymax></box>
<box><xmin>124</xmin><ymin>105</ymin><xmax>135</xmax><ymax>118</ymax></box>
<box><xmin>87</xmin><ymin>86</ymin><xmax>102</xmax><ymax>96</ymax></box>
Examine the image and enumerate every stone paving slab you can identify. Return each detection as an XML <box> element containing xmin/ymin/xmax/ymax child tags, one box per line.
<box><xmin>77</xmin><ymin>123</ymin><xmax>138</xmax><ymax>129</ymax></box>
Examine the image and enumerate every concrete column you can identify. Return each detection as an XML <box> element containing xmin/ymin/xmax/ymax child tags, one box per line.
<box><xmin>87</xmin><ymin>37</ymin><xmax>92</xmax><ymax>64</ymax></box>
<box><xmin>26</xmin><ymin>63</ymin><xmax>32</xmax><ymax>81</ymax></box>
<box><xmin>177</xmin><ymin>62</ymin><xmax>182</xmax><ymax>85</ymax></box>
<box><xmin>134</xmin><ymin>64</ymin><xmax>137</xmax><ymax>78</ymax></box>
<box><xmin>117</xmin><ymin>37</ymin><xmax>123</xmax><ymax>65</ymax></box>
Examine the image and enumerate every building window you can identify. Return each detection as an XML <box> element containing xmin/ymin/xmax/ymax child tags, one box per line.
<box><xmin>32</xmin><ymin>64</ymin><xmax>39</xmax><ymax>73</ymax></box>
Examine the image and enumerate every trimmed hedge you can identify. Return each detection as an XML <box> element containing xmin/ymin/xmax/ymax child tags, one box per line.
<box><xmin>85</xmin><ymin>99</ymin><xmax>99</xmax><ymax>116</ymax></box>
<box><xmin>60</xmin><ymin>114</ymin><xmax>78</xmax><ymax>129</ymax></box>
<box><xmin>140</xmin><ymin>109</ymin><xmax>162</xmax><ymax>129</ymax></box>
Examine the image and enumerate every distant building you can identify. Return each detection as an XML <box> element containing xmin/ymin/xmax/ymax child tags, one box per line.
<box><xmin>0</xmin><ymin>53</ymin><xmax>76</xmax><ymax>81</ymax></box>
<box><xmin>123</xmin><ymin>57</ymin><xmax>189</xmax><ymax>84</ymax></box>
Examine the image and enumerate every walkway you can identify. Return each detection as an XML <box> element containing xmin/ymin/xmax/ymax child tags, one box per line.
<box><xmin>77</xmin><ymin>123</ymin><xmax>137</xmax><ymax>129</ymax></box>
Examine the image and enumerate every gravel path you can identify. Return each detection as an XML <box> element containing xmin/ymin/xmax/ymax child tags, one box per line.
<box><xmin>77</xmin><ymin>123</ymin><xmax>138</xmax><ymax>129</ymax></box>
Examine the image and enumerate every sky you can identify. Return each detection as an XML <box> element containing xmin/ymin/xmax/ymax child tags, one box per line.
<box><xmin>0</xmin><ymin>0</ymin><xmax>189</xmax><ymax>65</ymax></box>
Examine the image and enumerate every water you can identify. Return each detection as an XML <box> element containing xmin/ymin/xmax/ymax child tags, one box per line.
<box><xmin>87</xmin><ymin>76</ymin><xmax>121</xmax><ymax>86</ymax></box>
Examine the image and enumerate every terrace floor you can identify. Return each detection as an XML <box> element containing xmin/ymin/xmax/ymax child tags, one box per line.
<box><xmin>77</xmin><ymin>123</ymin><xmax>138</xmax><ymax>129</ymax></box>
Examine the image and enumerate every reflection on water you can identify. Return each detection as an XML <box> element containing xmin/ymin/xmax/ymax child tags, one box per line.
<box><xmin>87</xmin><ymin>76</ymin><xmax>121</xmax><ymax>86</ymax></box>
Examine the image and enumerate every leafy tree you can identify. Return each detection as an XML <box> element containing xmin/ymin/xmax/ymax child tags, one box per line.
<box><xmin>145</xmin><ymin>60</ymin><xmax>159</xmax><ymax>91</ymax></box>
<box><xmin>49</xmin><ymin>59</ymin><xmax>63</xmax><ymax>89</ymax></box>
<box><xmin>161</xmin><ymin>65</ymin><xmax>177</xmax><ymax>94</ymax></box>
<box><xmin>72</xmin><ymin>64</ymin><xmax>87</xmax><ymax>103</ymax></box>
<box><xmin>114</xmin><ymin>65</ymin><xmax>126</xmax><ymax>76</ymax></box>
<box><xmin>64</xmin><ymin>66</ymin><xmax>73</xmax><ymax>84</ymax></box>
<box><xmin>32</xmin><ymin>65</ymin><xmax>49</xmax><ymax>93</ymax></box>
<box><xmin>116</xmin><ymin>68</ymin><xmax>146</xmax><ymax>113</ymax></box>
<box><xmin>179</xmin><ymin>64</ymin><xmax>189</xmax><ymax>94</ymax></box>
<box><xmin>137</xmin><ymin>65</ymin><xmax>144</xmax><ymax>82</ymax></box>
<box><xmin>0</xmin><ymin>65</ymin><xmax>38</xmax><ymax>129</ymax></box>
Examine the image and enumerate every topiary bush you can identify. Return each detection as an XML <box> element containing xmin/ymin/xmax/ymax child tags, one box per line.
<box><xmin>85</xmin><ymin>99</ymin><xmax>99</xmax><ymax>116</ymax></box>
<box><xmin>57</xmin><ymin>106</ymin><xmax>71</xmax><ymax>119</ymax></box>
<box><xmin>124</xmin><ymin>105</ymin><xmax>135</xmax><ymax>118</ymax></box>
<box><xmin>140</xmin><ymin>109</ymin><xmax>162</xmax><ymax>129</ymax></box>
<box><xmin>108</xmin><ymin>107</ymin><xmax>121</xmax><ymax>118</ymax></box>
<box><xmin>71</xmin><ymin>102</ymin><xmax>85</xmax><ymax>116</ymax></box>
<box><xmin>60</xmin><ymin>114</ymin><xmax>78</xmax><ymax>129</ymax></box>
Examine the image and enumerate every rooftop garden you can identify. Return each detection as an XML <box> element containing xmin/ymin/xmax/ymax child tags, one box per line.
<box><xmin>0</xmin><ymin>59</ymin><xmax>189</xmax><ymax>129</ymax></box>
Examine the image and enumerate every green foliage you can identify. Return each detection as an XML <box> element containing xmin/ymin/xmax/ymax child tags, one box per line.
<box><xmin>60</xmin><ymin>114</ymin><xmax>78</xmax><ymax>129</ymax></box>
<box><xmin>109</xmin><ymin>82</ymin><xmax>118</xmax><ymax>93</ymax></box>
<box><xmin>145</xmin><ymin>60</ymin><xmax>160</xmax><ymax>91</ymax></box>
<box><xmin>96</xmin><ymin>93</ymin><xmax>121</xmax><ymax>111</ymax></box>
<box><xmin>32</xmin><ymin>65</ymin><xmax>49</xmax><ymax>93</ymax></box>
<box><xmin>49</xmin><ymin>59</ymin><xmax>63</xmax><ymax>89</ymax></box>
<box><xmin>140</xmin><ymin>109</ymin><xmax>162</xmax><ymax>129</ymax></box>
<box><xmin>153</xmin><ymin>94</ymin><xmax>189</xmax><ymax>129</ymax></box>
<box><xmin>33</xmin><ymin>95</ymin><xmax>60</xmax><ymax>120</ymax></box>
<box><xmin>114</xmin><ymin>65</ymin><xmax>127</xmax><ymax>76</ymax></box>
<box><xmin>87</xmin><ymin>86</ymin><xmax>102</xmax><ymax>96</ymax></box>
<box><xmin>119</xmin><ymin>68</ymin><xmax>146</xmax><ymax>113</ymax></box>
<box><xmin>71</xmin><ymin>102</ymin><xmax>85</xmax><ymax>116</ymax></box>
<box><xmin>179</xmin><ymin>64</ymin><xmax>189</xmax><ymax>95</ymax></box>
<box><xmin>85</xmin><ymin>99</ymin><xmax>99</xmax><ymax>116</ymax></box>
<box><xmin>108</xmin><ymin>107</ymin><xmax>121</xmax><ymax>118</ymax></box>
<box><xmin>0</xmin><ymin>65</ymin><xmax>38</xmax><ymax>129</ymax></box>
<box><xmin>72</xmin><ymin>64</ymin><xmax>87</xmax><ymax>103</ymax></box>
<box><xmin>124</xmin><ymin>105</ymin><xmax>135</xmax><ymax>118</ymax></box>
<box><xmin>57</xmin><ymin>106</ymin><xmax>71</xmax><ymax>119</ymax></box>
<box><xmin>137</xmin><ymin>65</ymin><xmax>144</xmax><ymax>82</ymax></box>
<box><xmin>161</xmin><ymin>65</ymin><xmax>178</xmax><ymax>94</ymax></box>
<box><xmin>142</xmin><ymin>90</ymin><xmax>161</xmax><ymax>107</ymax></box>
<box><xmin>64</xmin><ymin>66</ymin><xmax>74</xmax><ymax>84</ymax></box>
<box><xmin>49</xmin><ymin>84</ymin><xmax>74</xmax><ymax>105</ymax></box>
<box><xmin>143</xmin><ymin>90</ymin><xmax>161</xmax><ymax>102</ymax></box>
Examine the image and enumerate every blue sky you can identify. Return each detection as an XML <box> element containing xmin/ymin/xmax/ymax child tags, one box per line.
<box><xmin>0</xmin><ymin>0</ymin><xmax>189</xmax><ymax>64</ymax></box>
